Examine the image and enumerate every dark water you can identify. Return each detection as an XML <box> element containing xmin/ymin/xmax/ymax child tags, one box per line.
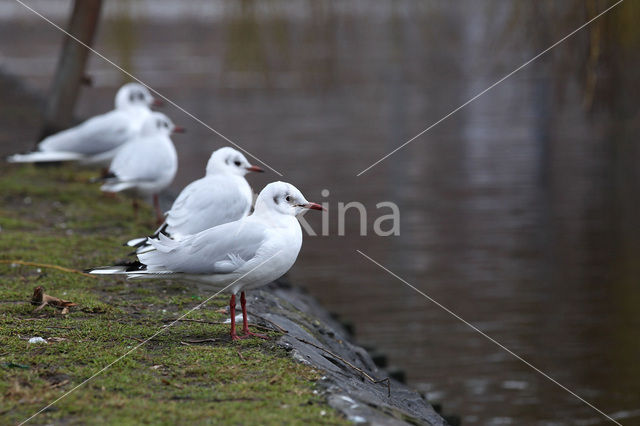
<box><xmin>2</xmin><ymin>1</ymin><xmax>640</xmax><ymax>424</ymax></box>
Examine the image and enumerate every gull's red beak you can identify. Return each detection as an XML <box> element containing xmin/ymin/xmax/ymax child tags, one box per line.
<box><xmin>246</xmin><ymin>165</ymin><xmax>264</xmax><ymax>173</ymax></box>
<box><xmin>303</xmin><ymin>202</ymin><xmax>325</xmax><ymax>211</ymax></box>
<box><xmin>152</xmin><ymin>98</ymin><xmax>164</xmax><ymax>107</ymax></box>
<box><xmin>172</xmin><ymin>125</ymin><xmax>186</xmax><ymax>134</ymax></box>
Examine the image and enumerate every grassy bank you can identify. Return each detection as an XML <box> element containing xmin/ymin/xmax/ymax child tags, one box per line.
<box><xmin>0</xmin><ymin>166</ymin><xmax>344</xmax><ymax>425</ymax></box>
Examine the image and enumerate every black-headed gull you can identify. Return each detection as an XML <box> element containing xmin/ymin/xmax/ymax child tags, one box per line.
<box><xmin>88</xmin><ymin>181</ymin><xmax>324</xmax><ymax>340</ymax></box>
<box><xmin>100</xmin><ymin>112</ymin><xmax>182</xmax><ymax>222</ymax></box>
<box><xmin>7</xmin><ymin>83</ymin><xmax>159</xmax><ymax>166</ymax></box>
<box><xmin>125</xmin><ymin>146</ymin><xmax>264</xmax><ymax>253</ymax></box>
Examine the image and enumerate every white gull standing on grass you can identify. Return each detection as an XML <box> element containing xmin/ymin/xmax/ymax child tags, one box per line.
<box><xmin>125</xmin><ymin>146</ymin><xmax>264</xmax><ymax>253</ymax></box>
<box><xmin>87</xmin><ymin>181</ymin><xmax>324</xmax><ymax>340</ymax></box>
<box><xmin>99</xmin><ymin>112</ymin><xmax>182</xmax><ymax>223</ymax></box>
<box><xmin>7</xmin><ymin>83</ymin><xmax>159</xmax><ymax>166</ymax></box>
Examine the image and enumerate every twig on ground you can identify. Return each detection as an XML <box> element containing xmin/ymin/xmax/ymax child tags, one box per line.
<box><xmin>161</xmin><ymin>379</ymin><xmax>184</xmax><ymax>389</ymax></box>
<box><xmin>49</xmin><ymin>379</ymin><xmax>70</xmax><ymax>389</ymax></box>
<box><xmin>268</xmin><ymin>374</ymin><xmax>281</xmax><ymax>385</ymax></box>
<box><xmin>181</xmin><ymin>338</ymin><xmax>219</xmax><ymax>344</ymax></box>
<box><xmin>1</xmin><ymin>260</ymin><xmax>97</xmax><ymax>279</ymax></box>
<box><xmin>246</xmin><ymin>310</ymin><xmax>289</xmax><ymax>334</ymax></box>
<box><xmin>162</xmin><ymin>318</ymin><xmax>221</xmax><ymax>325</ymax></box>
<box><xmin>210</xmin><ymin>397</ymin><xmax>263</xmax><ymax>403</ymax></box>
<box><xmin>295</xmin><ymin>337</ymin><xmax>391</xmax><ymax>397</ymax></box>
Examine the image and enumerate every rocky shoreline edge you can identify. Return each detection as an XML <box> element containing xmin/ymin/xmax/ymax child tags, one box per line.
<box><xmin>249</xmin><ymin>280</ymin><xmax>450</xmax><ymax>425</ymax></box>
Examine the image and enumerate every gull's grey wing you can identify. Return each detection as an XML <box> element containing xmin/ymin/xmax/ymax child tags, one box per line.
<box><xmin>139</xmin><ymin>219</ymin><xmax>267</xmax><ymax>275</ymax></box>
<box><xmin>40</xmin><ymin>110</ymin><xmax>137</xmax><ymax>156</ymax></box>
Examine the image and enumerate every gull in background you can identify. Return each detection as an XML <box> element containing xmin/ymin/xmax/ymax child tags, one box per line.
<box><xmin>88</xmin><ymin>181</ymin><xmax>324</xmax><ymax>340</ymax></box>
<box><xmin>7</xmin><ymin>82</ymin><xmax>160</xmax><ymax>166</ymax></box>
<box><xmin>99</xmin><ymin>111</ymin><xmax>183</xmax><ymax>223</ymax></box>
<box><xmin>126</xmin><ymin>146</ymin><xmax>264</xmax><ymax>253</ymax></box>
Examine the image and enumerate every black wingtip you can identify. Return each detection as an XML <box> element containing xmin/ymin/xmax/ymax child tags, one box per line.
<box><xmin>158</xmin><ymin>223</ymin><xmax>169</xmax><ymax>237</ymax></box>
<box><xmin>127</xmin><ymin>261</ymin><xmax>147</xmax><ymax>272</ymax></box>
<box><xmin>121</xmin><ymin>238</ymin><xmax>146</xmax><ymax>248</ymax></box>
<box><xmin>113</xmin><ymin>260</ymin><xmax>147</xmax><ymax>272</ymax></box>
<box><xmin>133</xmin><ymin>239</ymin><xmax>148</xmax><ymax>248</ymax></box>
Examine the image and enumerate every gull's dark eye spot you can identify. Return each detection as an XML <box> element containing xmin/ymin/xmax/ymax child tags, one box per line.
<box><xmin>129</xmin><ymin>93</ymin><xmax>135</xmax><ymax>102</ymax></box>
<box><xmin>234</xmin><ymin>160</ymin><xmax>241</xmax><ymax>167</ymax></box>
<box><xmin>285</xmin><ymin>195</ymin><xmax>291</xmax><ymax>202</ymax></box>
<box><xmin>273</xmin><ymin>196</ymin><xmax>279</xmax><ymax>204</ymax></box>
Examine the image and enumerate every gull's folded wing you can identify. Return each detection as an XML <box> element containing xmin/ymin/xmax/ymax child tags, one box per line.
<box><xmin>40</xmin><ymin>109</ymin><xmax>136</xmax><ymax>156</ymax></box>
<box><xmin>139</xmin><ymin>219</ymin><xmax>266</xmax><ymax>275</ymax></box>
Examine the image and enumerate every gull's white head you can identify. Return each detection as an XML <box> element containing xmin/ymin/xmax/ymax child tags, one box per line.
<box><xmin>114</xmin><ymin>82</ymin><xmax>157</xmax><ymax>110</ymax></box>
<box><xmin>140</xmin><ymin>112</ymin><xmax>184</xmax><ymax>137</ymax></box>
<box><xmin>254</xmin><ymin>181</ymin><xmax>323</xmax><ymax>216</ymax></box>
<box><xmin>205</xmin><ymin>147</ymin><xmax>264</xmax><ymax>176</ymax></box>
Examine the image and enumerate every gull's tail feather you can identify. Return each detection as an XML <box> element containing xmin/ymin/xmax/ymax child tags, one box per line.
<box><xmin>125</xmin><ymin>237</ymin><xmax>153</xmax><ymax>256</ymax></box>
<box><xmin>86</xmin><ymin>260</ymin><xmax>180</xmax><ymax>280</ymax></box>
<box><xmin>7</xmin><ymin>151</ymin><xmax>84</xmax><ymax>163</ymax></box>
<box><xmin>85</xmin><ymin>266</ymin><xmax>129</xmax><ymax>275</ymax></box>
<box><xmin>126</xmin><ymin>270</ymin><xmax>182</xmax><ymax>280</ymax></box>
<box><xmin>85</xmin><ymin>260</ymin><xmax>147</xmax><ymax>275</ymax></box>
<box><xmin>135</xmin><ymin>245</ymin><xmax>155</xmax><ymax>255</ymax></box>
<box><xmin>125</xmin><ymin>237</ymin><xmax>148</xmax><ymax>248</ymax></box>
<box><xmin>124</xmin><ymin>223</ymin><xmax>169</xmax><ymax>254</ymax></box>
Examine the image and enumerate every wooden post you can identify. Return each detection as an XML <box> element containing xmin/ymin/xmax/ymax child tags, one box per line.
<box><xmin>39</xmin><ymin>0</ymin><xmax>103</xmax><ymax>141</ymax></box>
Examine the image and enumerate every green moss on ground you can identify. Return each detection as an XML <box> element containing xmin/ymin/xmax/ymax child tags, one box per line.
<box><xmin>0</xmin><ymin>166</ymin><xmax>344</xmax><ymax>425</ymax></box>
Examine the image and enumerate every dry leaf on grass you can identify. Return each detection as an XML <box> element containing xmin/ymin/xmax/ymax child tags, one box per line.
<box><xmin>31</xmin><ymin>286</ymin><xmax>77</xmax><ymax>314</ymax></box>
<box><xmin>49</xmin><ymin>379</ymin><xmax>70</xmax><ymax>389</ymax></box>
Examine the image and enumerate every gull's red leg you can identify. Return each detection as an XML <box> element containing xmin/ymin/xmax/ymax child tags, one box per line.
<box><xmin>229</xmin><ymin>294</ymin><xmax>240</xmax><ymax>341</ymax></box>
<box><xmin>239</xmin><ymin>291</ymin><xmax>267</xmax><ymax>339</ymax></box>
<box><xmin>153</xmin><ymin>194</ymin><xmax>164</xmax><ymax>225</ymax></box>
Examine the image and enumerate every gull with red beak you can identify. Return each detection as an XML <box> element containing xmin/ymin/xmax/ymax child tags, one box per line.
<box><xmin>7</xmin><ymin>82</ymin><xmax>160</xmax><ymax>167</ymax></box>
<box><xmin>99</xmin><ymin>112</ymin><xmax>181</xmax><ymax>223</ymax></box>
<box><xmin>88</xmin><ymin>181</ymin><xmax>324</xmax><ymax>340</ymax></box>
<box><xmin>126</xmin><ymin>146</ymin><xmax>264</xmax><ymax>252</ymax></box>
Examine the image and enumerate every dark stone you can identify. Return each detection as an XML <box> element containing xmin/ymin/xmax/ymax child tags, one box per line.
<box><xmin>247</xmin><ymin>282</ymin><xmax>447</xmax><ymax>425</ymax></box>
